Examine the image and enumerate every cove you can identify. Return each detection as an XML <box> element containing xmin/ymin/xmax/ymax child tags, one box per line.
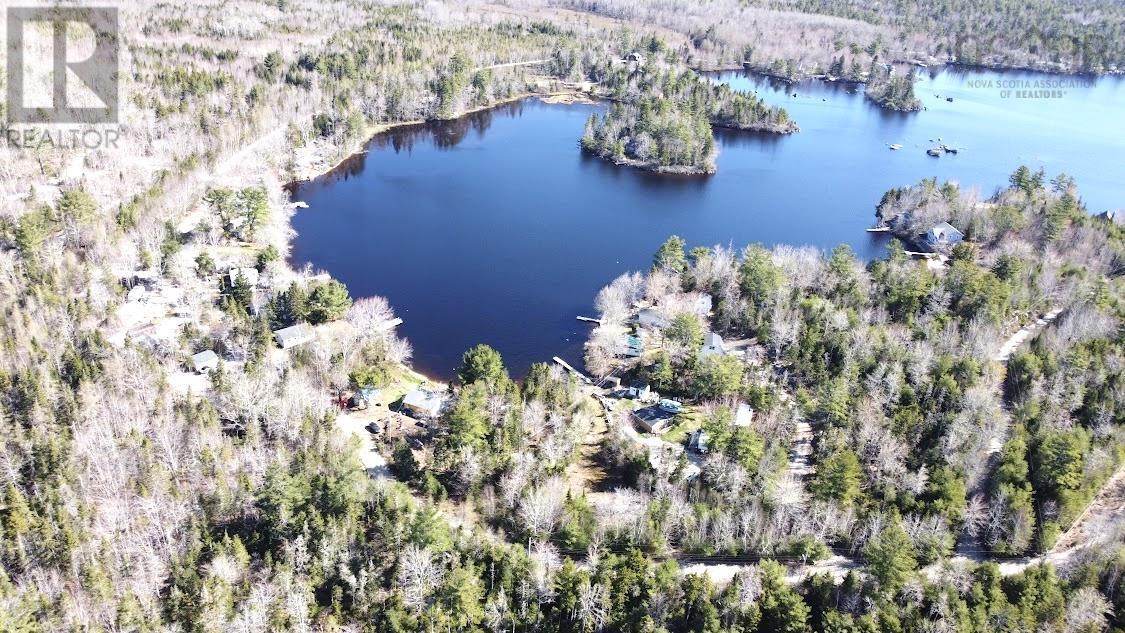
<box><xmin>289</xmin><ymin>68</ymin><xmax>1125</xmax><ymax>381</ymax></box>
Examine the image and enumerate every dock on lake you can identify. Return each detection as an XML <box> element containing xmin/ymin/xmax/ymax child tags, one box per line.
<box><xmin>553</xmin><ymin>356</ymin><xmax>592</xmax><ymax>384</ymax></box>
<box><xmin>576</xmin><ymin>316</ymin><xmax>602</xmax><ymax>324</ymax></box>
<box><xmin>866</xmin><ymin>226</ymin><xmax>891</xmax><ymax>232</ymax></box>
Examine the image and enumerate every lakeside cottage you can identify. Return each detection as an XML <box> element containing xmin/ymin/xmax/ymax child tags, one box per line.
<box><xmin>274</xmin><ymin>323</ymin><xmax>314</xmax><ymax>349</ymax></box>
<box><xmin>924</xmin><ymin>222</ymin><xmax>964</xmax><ymax>250</ymax></box>
<box><xmin>632</xmin><ymin>405</ymin><xmax>676</xmax><ymax>433</ymax></box>
<box><xmin>403</xmin><ymin>388</ymin><xmax>448</xmax><ymax>418</ymax></box>
<box><xmin>618</xmin><ymin>334</ymin><xmax>644</xmax><ymax>358</ymax></box>
<box><xmin>191</xmin><ymin>350</ymin><xmax>219</xmax><ymax>374</ymax></box>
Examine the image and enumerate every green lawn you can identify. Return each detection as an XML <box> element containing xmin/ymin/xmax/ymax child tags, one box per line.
<box><xmin>660</xmin><ymin>408</ymin><xmax>702</xmax><ymax>444</ymax></box>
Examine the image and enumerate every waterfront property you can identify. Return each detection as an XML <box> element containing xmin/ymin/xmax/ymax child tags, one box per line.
<box><xmin>402</xmin><ymin>388</ymin><xmax>448</xmax><ymax>418</ymax></box>
<box><xmin>924</xmin><ymin>222</ymin><xmax>964</xmax><ymax>250</ymax></box>
<box><xmin>290</xmin><ymin>69</ymin><xmax>1125</xmax><ymax>379</ymax></box>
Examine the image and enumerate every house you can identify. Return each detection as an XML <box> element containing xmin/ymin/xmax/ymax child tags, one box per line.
<box><xmin>228</xmin><ymin>267</ymin><xmax>260</xmax><ymax>288</ymax></box>
<box><xmin>618</xmin><ymin>334</ymin><xmax>644</xmax><ymax>358</ymax></box>
<box><xmin>700</xmin><ymin>332</ymin><xmax>727</xmax><ymax>358</ymax></box>
<box><xmin>735</xmin><ymin>403</ymin><xmax>754</xmax><ymax>427</ymax></box>
<box><xmin>274</xmin><ymin>323</ymin><xmax>314</xmax><ymax>349</ymax></box>
<box><xmin>688</xmin><ymin>429</ymin><xmax>709</xmax><ymax>454</ymax></box>
<box><xmin>625</xmin><ymin>52</ymin><xmax>645</xmax><ymax>63</ymax></box>
<box><xmin>1097</xmin><ymin>210</ymin><xmax>1124</xmax><ymax>225</ymax></box>
<box><xmin>634</xmin><ymin>308</ymin><xmax>670</xmax><ymax>330</ymax></box>
<box><xmin>402</xmin><ymin>388</ymin><xmax>448</xmax><ymax>418</ymax></box>
<box><xmin>923</xmin><ymin>222</ymin><xmax>964</xmax><ymax>249</ymax></box>
<box><xmin>632</xmin><ymin>405</ymin><xmax>676</xmax><ymax>433</ymax></box>
<box><xmin>191</xmin><ymin>350</ymin><xmax>219</xmax><ymax>374</ymax></box>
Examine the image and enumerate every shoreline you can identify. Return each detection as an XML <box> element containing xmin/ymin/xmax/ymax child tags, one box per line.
<box><xmin>287</xmin><ymin>88</ymin><xmax>594</xmax><ymax>187</ymax></box>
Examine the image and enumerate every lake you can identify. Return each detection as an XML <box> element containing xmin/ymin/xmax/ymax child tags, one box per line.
<box><xmin>289</xmin><ymin>68</ymin><xmax>1125</xmax><ymax>380</ymax></box>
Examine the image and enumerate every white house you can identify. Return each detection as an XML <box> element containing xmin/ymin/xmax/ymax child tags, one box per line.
<box><xmin>924</xmin><ymin>222</ymin><xmax>964</xmax><ymax>249</ymax></box>
<box><xmin>700</xmin><ymin>332</ymin><xmax>727</xmax><ymax>358</ymax></box>
<box><xmin>191</xmin><ymin>350</ymin><xmax>219</xmax><ymax>374</ymax></box>
<box><xmin>402</xmin><ymin>388</ymin><xmax>448</xmax><ymax>418</ymax></box>
<box><xmin>274</xmin><ymin>323</ymin><xmax>314</xmax><ymax>349</ymax></box>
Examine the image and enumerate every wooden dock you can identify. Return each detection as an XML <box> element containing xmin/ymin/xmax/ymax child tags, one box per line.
<box><xmin>576</xmin><ymin>316</ymin><xmax>601</xmax><ymax>324</ymax></box>
<box><xmin>553</xmin><ymin>356</ymin><xmax>592</xmax><ymax>384</ymax></box>
<box><xmin>865</xmin><ymin>226</ymin><xmax>891</xmax><ymax>232</ymax></box>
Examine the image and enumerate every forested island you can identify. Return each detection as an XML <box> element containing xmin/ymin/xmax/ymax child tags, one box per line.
<box><xmin>864</xmin><ymin>67</ymin><xmax>924</xmax><ymax>111</ymax></box>
<box><xmin>581</xmin><ymin>66</ymin><xmax>797</xmax><ymax>173</ymax></box>
<box><xmin>581</xmin><ymin>99</ymin><xmax>718</xmax><ymax>174</ymax></box>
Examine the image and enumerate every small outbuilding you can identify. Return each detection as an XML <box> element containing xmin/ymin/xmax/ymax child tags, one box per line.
<box><xmin>625</xmin><ymin>381</ymin><xmax>653</xmax><ymax>401</ymax></box>
<box><xmin>274</xmin><ymin>323</ymin><xmax>314</xmax><ymax>349</ymax></box>
<box><xmin>402</xmin><ymin>388</ymin><xmax>448</xmax><ymax>418</ymax></box>
<box><xmin>924</xmin><ymin>222</ymin><xmax>964</xmax><ymax>249</ymax></box>
<box><xmin>735</xmin><ymin>403</ymin><xmax>754</xmax><ymax>427</ymax></box>
<box><xmin>625</xmin><ymin>52</ymin><xmax>645</xmax><ymax>63</ymax></box>
<box><xmin>191</xmin><ymin>350</ymin><xmax>219</xmax><ymax>374</ymax></box>
<box><xmin>688</xmin><ymin>429</ymin><xmax>709</xmax><ymax>454</ymax></box>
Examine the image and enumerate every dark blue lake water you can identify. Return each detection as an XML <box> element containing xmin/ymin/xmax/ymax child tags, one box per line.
<box><xmin>290</xmin><ymin>68</ymin><xmax>1125</xmax><ymax>380</ymax></box>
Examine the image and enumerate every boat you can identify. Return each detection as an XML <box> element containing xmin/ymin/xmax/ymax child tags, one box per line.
<box><xmin>889</xmin><ymin>143</ymin><xmax>903</xmax><ymax>150</ymax></box>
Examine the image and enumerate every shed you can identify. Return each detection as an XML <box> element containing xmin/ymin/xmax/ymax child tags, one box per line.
<box><xmin>735</xmin><ymin>403</ymin><xmax>754</xmax><ymax>427</ymax></box>
<box><xmin>350</xmin><ymin>386</ymin><xmax>382</xmax><ymax>409</ymax></box>
<box><xmin>274</xmin><ymin>323</ymin><xmax>314</xmax><ymax>349</ymax></box>
<box><xmin>403</xmin><ymin>388</ymin><xmax>448</xmax><ymax>418</ymax></box>
<box><xmin>625</xmin><ymin>52</ymin><xmax>645</xmax><ymax>63</ymax></box>
<box><xmin>700</xmin><ymin>332</ymin><xmax>727</xmax><ymax>358</ymax></box>
<box><xmin>632</xmin><ymin>405</ymin><xmax>676</xmax><ymax>433</ymax></box>
<box><xmin>625</xmin><ymin>381</ymin><xmax>652</xmax><ymax>401</ymax></box>
<box><xmin>924</xmin><ymin>222</ymin><xmax>964</xmax><ymax>249</ymax></box>
<box><xmin>191</xmin><ymin>350</ymin><xmax>219</xmax><ymax>374</ymax></box>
